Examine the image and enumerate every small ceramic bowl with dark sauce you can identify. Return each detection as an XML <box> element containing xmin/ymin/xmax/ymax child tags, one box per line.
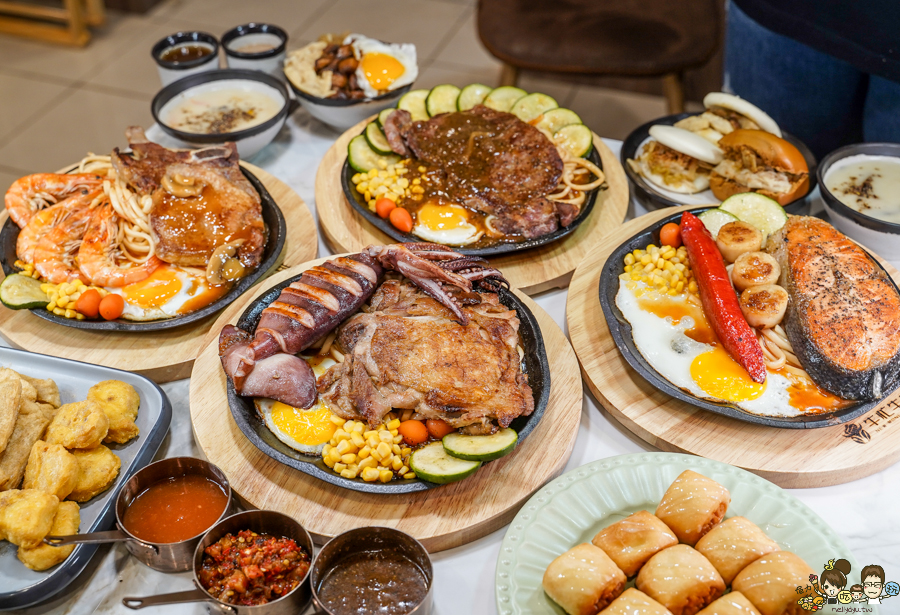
<box><xmin>152</xmin><ymin>31</ymin><xmax>220</xmax><ymax>87</ymax></box>
<box><xmin>311</xmin><ymin>527</ymin><xmax>434</xmax><ymax>615</ymax></box>
<box><xmin>222</xmin><ymin>23</ymin><xmax>288</xmax><ymax>76</ymax></box>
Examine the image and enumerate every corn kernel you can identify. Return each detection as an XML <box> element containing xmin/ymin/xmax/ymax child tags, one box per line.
<box><xmin>418</xmin><ymin>166</ymin><xmax>426</xmax><ymax>173</ymax></box>
<box><xmin>350</xmin><ymin>432</ymin><xmax>366</xmax><ymax>448</ymax></box>
<box><xmin>391</xmin><ymin>444</ymin><xmax>401</xmax><ymax>455</ymax></box>
<box><xmin>324</xmin><ymin>456</ymin><xmax>336</xmax><ymax>468</ymax></box>
<box><xmin>53</xmin><ymin>307</ymin><xmax>64</xmax><ymax>316</ymax></box>
<box><xmin>64</xmin><ymin>309</ymin><xmax>76</xmax><ymax>319</ymax></box>
<box><xmin>688</xmin><ymin>281</ymin><xmax>698</xmax><ymax>293</ymax></box>
<box><xmin>46</xmin><ymin>301</ymin><xmax>56</xmax><ymax>311</ymax></box>
<box><xmin>378</xmin><ymin>159</ymin><xmax>388</xmax><ymax>170</ymax></box>
<box><xmin>676</xmin><ymin>281</ymin><xmax>684</xmax><ymax>292</ymax></box>
<box><xmin>328</xmin><ymin>448</ymin><xmax>341</xmax><ymax>463</ymax></box>
<box><xmin>640</xmin><ymin>254</ymin><xmax>651</xmax><ymax>265</ymax></box>
<box><xmin>401</xmin><ymin>447</ymin><xmax>412</xmax><ymax>457</ymax></box>
<box><xmin>624</xmin><ymin>253</ymin><xmax>635</xmax><ymax>265</ymax></box>
<box><xmin>352</xmin><ymin>422</ymin><xmax>365</xmax><ymax>433</ymax></box>
<box><xmin>340</xmin><ymin>468</ymin><xmax>357</xmax><ymax>479</ymax></box>
<box><xmin>386</xmin><ymin>418</ymin><xmax>401</xmax><ymax>430</ymax></box>
<box><xmin>358</xmin><ymin>456</ymin><xmax>377</xmax><ymax>470</ymax></box>
<box><xmin>399</xmin><ymin>466</ymin><xmax>408</xmax><ymax>475</ymax></box>
<box><xmin>379</xmin><ymin>455</ymin><xmax>393</xmax><ymax>468</ymax></box>
<box><xmin>392</xmin><ymin>435</ymin><xmax>403</xmax><ymax>444</ymax></box>
<box><xmin>377</xmin><ymin>440</ymin><xmax>392</xmax><ymax>457</ymax></box>
<box><xmin>403</xmin><ymin>472</ymin><xmax>416</xmax><ymax>480</ymax></box>
<box><xmin>358</xmin><ymin>445</ymin><xmax>371</xmax><ymax>459</ymax></box>
<box><xmin>391</xmin><ymin>456</ymin><xmax>403</xmax><ymax>471</ymax></box>
<box><xmin>341</xmin><ymin>453</ymin><xmax>357</xmax><ymax>465</ymax></box>
<box><xmin>379</xmin><ymin>470</ymin><xmax>393</xmax><ymax>483</ymax></box>
<box><xmin>334</xmin><ymin>462</ymin><xmax>347</xmax><ymax>473</ymax></box>
<box><xmin>333</xmin><ymin>429</ymin><xmax>350</xmax><ymax>442</ymax></box>
<box><xmin>336</xmin><ymin>440</ymin><xmax>357</xmax><ymax>455</ymax></box>
<box><xmin>362</xmin><ymin>467</ymin><xmax>380</xmax><ymax>482</ymax></box>
<box><xmin>75</xmin><ymin>313</ymin><xmax>85</xmax><ymax>320</ymax></box>
<box><xmin>370</xmin><ymin>448</ymin><xmax>382</xmax><ymax>462</ymax></box>
<box><xmin>330</xmin><ymin>414</ymin><xmax>347</xmax><ymax>426</ymax></box>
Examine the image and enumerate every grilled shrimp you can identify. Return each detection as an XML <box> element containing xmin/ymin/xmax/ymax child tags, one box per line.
<box><xmin>77</xmin><ymin>204</ymin><xmax>162</xmax><ymax>287</ymax></box>
<box><xmin>33</xmin><ymin>203</ymin><xmax>96</xmax><ymax>284</ymax></box>
<box><xmin>5</xmin><ymin>173</ymin><xmax>103</xmax><ymax>228</ymax></box>
<box><xmin>16</xmin><ymin>190</ymin><xmax>100</xmax><ymax>264</ymax></box>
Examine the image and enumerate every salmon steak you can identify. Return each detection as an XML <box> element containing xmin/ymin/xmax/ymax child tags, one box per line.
<box><xmin>766</xmin><ymin>216</ymin><xmax>900</xmax><ymax>400</ymax></box>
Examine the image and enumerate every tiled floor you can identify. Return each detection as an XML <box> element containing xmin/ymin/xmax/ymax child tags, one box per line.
<box><xmin>0</xmin><ymin>0</ymin><xmax>668</xmax><ymax>179</ymax></box>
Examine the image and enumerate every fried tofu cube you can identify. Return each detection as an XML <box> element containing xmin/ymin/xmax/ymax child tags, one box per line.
<box><xmin>18</xmin><ymin>501</ymin><xmax>80</xmax><ymax>571</ymax></box>
<box><xmin>68</xmin><ymin>445</ymin><xmax>120</xmax><ymax>502</ymax></box>
<box><xmin>0</xmin><ymin>489</ymin><xmax>59</xmax><ymax>548</ymax></box>
<box><xmin>45</xmin><ymin>400</ymin><xmax>109</xmax><ymax>450</ymax></box>
<box><xmin>87</xmin><ymin>380</ymin><xmax>140</xmax><ymax>444</ymax></box>
<box><xmin>23</xmin><ymin>441</ymin><xmax>79</xmax><ymax>500</ymax></box>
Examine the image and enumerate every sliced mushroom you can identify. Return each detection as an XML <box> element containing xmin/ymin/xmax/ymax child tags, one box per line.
<box><xmin>161</xmin><ymin>172</ymin><xmax>204</xmax><ymax>198</ymax></box>
<box><xmin>207</xmin><ymin>240</ymin><xmax>246</xmax><ymax>285</ymax></box>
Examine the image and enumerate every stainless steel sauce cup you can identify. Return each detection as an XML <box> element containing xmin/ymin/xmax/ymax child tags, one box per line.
<box><xmin>121</xmin><ymin>510</ymin><xmax>314</xmax><ymax>615</ymax></box>
<box><xmin>45</xmin><ymin>457</ymin><xmax>232</xmax><ymax>572</ymax></box>
<box><xmin>310</xmin><ymin>527</ymin><xmax>434</xmax><ymax>615</ymax></box>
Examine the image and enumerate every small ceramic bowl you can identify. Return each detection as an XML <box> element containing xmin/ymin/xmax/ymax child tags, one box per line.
<box><xmin>152</xmin><ymin>31</ymin><xmax>219</xmax><ymax>87</ymax></box>
<box><xmin>287</xmin><ymin>78</ymin><xmax>412</xmax><ymax>131</ymax></box>
<box><xmin>222</xmin><ymin>23</ymin><xmax>288</xmax><ymax>76</ymax></box>
<box><xmin>151</xmin><ymin>69</ymin><xmax>289</xmax><ymax>159</ymax></box>
<box><xmin>817</xmin><ymin>142</ymin><xmax>900</xmax><ymax>262</ymax></box>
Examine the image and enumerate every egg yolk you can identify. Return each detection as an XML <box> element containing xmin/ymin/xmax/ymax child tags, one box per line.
<box><xmin>270</xmin><ymin>402</ymin><xmax>337</xmax><ymax>446</ymax></box>
<box><xmin>360</xmin><ymin>52</ymin><xmax>405</xmax><ymax>91</ymax></box>
<box><xmin>417</xmin><ymin>203</ymin><xmax>470</xmax><ymax>231</ymax></box>
<box><xmin>120</xmin><ymin>266</ymin><xmax>186</xmax><ymax>309</ymax></box>
<box><xmin>690</xmin><ymin>346</ymin><xmax>767</xmax><ymax>402</ymax></box>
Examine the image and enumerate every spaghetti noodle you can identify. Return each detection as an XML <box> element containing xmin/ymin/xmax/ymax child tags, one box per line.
<box><xmin>757</xmin><ymin>325</ymin><xmax>808</xmax><ymax>378</ymax></box>
<box><xmin>541</xmin><ymin>130</ymin><xmax>606</xmax><ymax>209</ymax></box>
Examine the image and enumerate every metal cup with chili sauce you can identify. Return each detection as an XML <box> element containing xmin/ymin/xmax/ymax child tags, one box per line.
<box><xmin>310</xmin><ymin>527</ymin><xmax>434</xmax><ymax>615</ymax></box>
<box><xmin>122</xmin><ymin>510</ymin><xmax>314</xmax><ymax>614</ymax></box>
<box><xmin>45</xmin><ymin>457</ymin><xmax>232</xmax><ymax>572</ymax></box>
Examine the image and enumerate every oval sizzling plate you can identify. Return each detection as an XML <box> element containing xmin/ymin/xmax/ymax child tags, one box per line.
<box><xmin>598</xmin><ymin>206</ymin><xmax>898</xmax><ymax>428</ymax></box>
<box><xmin>0</xmin><ymin>165</ymin><xmax>286</xmax><ymax>332</ymax></box>
<box><xmin>340</xmin><ymin>133</ymin><xmax>605</xmax><ymax>257</ymax></box>
<box><xmin>226</xmin><ymin>277</ymin><xmax>551</xmax><ymax>494</ymax></box>
<box><xmin>621</xmin><ymin>112</ymin><xmax>817</xmax><ymax>213</ymax></box>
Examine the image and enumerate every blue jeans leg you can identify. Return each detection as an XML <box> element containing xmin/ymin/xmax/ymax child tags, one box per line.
<box><xmin>724</xmin><ymin>0</ymin><xmax>867</xmax><ymax>159</ymax></box>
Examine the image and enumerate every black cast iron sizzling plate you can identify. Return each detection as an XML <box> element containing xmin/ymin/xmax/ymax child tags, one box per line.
<box><xmin>227</xmin><ymin>276</ymin><xmax>551</xmax><ymax>494</ymax></box>
<box><xmin>621</xmin><ymin>112</ymin><xmax>817</xmax><ymax>214</ymax></box>
<box><xmin>0</xmin><ymin>165</ymin><xmax>286</xmax><ymax>332</ymax></box>
<box><xmin>598</xmin><ymin>206</ymin><xmax>898</xmax><ymax>429</ymax></box>
<box><xmin>341</xmin><ymin>134</ymin><xmax>605</xmax><ymax>257</ymax></box>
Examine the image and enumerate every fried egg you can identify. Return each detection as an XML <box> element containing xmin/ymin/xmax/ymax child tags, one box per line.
<box><xmin>347</xmin><ymin>34</ymin><xmax>418</xmax><ymax>98</ymax></box>
<box><xmin>616</xmin><ymin>279</ymin><xmax>804</xmax><ymax>417</ymax></box>
<box><xmin>110</xmin><ymin>264</ymin><xmax>229</xmax><ymax>321</ymax></box>
<box><xmin>254</xmin><ymin>357</ymin><xmax>339</xmax><ymax>455</ymax></box>
<box><xmin>412</xmin><ymin>202</ymin><xmax>482</xmax><ymax>246</ymax></box>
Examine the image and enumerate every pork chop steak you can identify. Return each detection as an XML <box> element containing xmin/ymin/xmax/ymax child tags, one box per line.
<box><xmin>384</xmin><ymin>106</ymin><xmax>572</xmax><ymax>239</ymax></box>
<box><xmin>317</xmin><ymin>278</ymin><xmax>534</xmax><ymax>434</ymax></box>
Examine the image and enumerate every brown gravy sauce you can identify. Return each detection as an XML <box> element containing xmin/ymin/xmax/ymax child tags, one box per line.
<box><xmin>318</xmin><ymin>549</ymin><xmax>428</xmax><ymax>615</ymax></box>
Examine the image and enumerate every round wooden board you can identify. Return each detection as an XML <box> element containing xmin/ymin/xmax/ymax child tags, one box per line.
<box><xmin>566</xmin><ymin>205</ymin><xmax>900</xmax><ymax>488</ymax></box>
<box><xmin>314</xmin><ymin>119</ymin><xmax>629</xmax><ymax>295</ymax></box>
<box><xmin>0</xmin><ymin>163</ymin><xmax>318</xmax><ymax>383</ymax></box>
<box><xmin>188</xmin><ymin>255</ymin><xmax>583</xmax><ymax>552</ymax></box>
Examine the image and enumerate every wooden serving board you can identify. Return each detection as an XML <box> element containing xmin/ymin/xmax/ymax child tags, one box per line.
<box><xmin>0</xmin><ymin>163</ymin><xmax>318</xmax><ymax>383</ymax></box>
<box><xmin>189</xmin><ymin>256</ymin><xmax>583</xmax><ymax>552</ymax></box>
<box><xmin>566</xmin><ymin>205</ymin><xmax>900</xmax><ymax>488</ymax></box>
<box><xmin>315</xmin><ymin>119</ymin><xmax>629</xmax><ymax>295</ymax></box>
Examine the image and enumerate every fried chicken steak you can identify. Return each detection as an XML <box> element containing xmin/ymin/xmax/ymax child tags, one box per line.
<box><xmin>317</xmin><ymin>277</ymin><xmax>534</xmax><ymax>435</ymax></box>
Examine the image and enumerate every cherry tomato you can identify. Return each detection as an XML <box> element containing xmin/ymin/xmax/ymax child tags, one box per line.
<box><xmin>389</xmin><ymin>207</ymin><xmax>413</xmax><ymax>233</ymax></box>
<box><xmin>98</xmin><ymin>293</ymin><xmax>125</xmax><ymax>321</ymax></box>
<box><xmin>75</xmin><ymin>288</ymin><xmax>102</xmax><ymax>319</ymax></box>
<box><xmin>398</xmin><ymin>420</ymin><xmax>429</xmax><ymax>446</ymax></box>
<box><xmin>375</xmin><ymin>198</ymin><xmax>396</xmax><ymax>219</ymax></box>
<box><xmin>426</xmin><ymin>419</ymin><xmax>455</xmax><ymax>440</ymax></box>
<box><xmin>660</xmin><ymin>222</ymin><xmax>682</xmax><ymax>248</ymax></box>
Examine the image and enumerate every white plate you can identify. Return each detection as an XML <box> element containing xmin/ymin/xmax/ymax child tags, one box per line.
<box><xmin>496</xmin><ymin>452</ymin><xmax>867</xmax><ymax>615</ymax></box>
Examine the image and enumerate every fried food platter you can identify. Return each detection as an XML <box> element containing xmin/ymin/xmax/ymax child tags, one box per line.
<box><xmin>316</xmin><ymin>119</ymin><xmax>629</xmax><ymax>295</ymax></box>
<box><xmin>189</xmin><ymin>255</ymin><xmax>583</xmax><ymax>551</ymax></box>
<box><xmin>0</xmin><ymin>162</ymin><xmax>317</xmax><ymax>383</ymax></box>
<box><xmin>567</xmin><ymin>205</ymin><xmax>900</xmax><ymax>488</ymax></box>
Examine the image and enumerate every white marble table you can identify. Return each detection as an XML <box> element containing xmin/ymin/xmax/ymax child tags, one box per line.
<box><xmin>12</xmin><ymin>110</ymin><xmax>900</xmax><ymax>615</ymax></box>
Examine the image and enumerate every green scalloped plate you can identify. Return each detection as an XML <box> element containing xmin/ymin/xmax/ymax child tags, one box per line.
<box><xmin>496</xmin><ymin>453</ymin><xmax>866</xmax><ymax>615</ymax></box>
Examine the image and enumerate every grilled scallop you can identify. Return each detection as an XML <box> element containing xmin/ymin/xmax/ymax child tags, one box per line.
<box><xmin>731</xmin><ymin>251</ymin><xmax>780</xmax><ymax>292</ymax></box>
<box><xmin>740</xmin><ymin>284</ymin><xmax>789</xmax><ymax>329</ymax></box>
<box><xmin>716</xmin><ymin>221</ymin><xmax>763</xmax><ymax>263</ymax></box>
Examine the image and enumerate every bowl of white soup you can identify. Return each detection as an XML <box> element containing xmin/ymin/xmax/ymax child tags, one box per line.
<box><xmin>819</xmin><ymin>143</ymin><xmax>900</xmax><ymax>262</ymax></box>
<box><xmin>152</xmin><ymin>69</ymin><xmax>289</xmax><ymax>159</ymax></box>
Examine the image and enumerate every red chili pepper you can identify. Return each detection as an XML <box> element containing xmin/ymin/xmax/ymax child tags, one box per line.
<box><xmin>679</xmin><ymin>211</ymin><xmax>767</xmax><ymax>384</ymax></box>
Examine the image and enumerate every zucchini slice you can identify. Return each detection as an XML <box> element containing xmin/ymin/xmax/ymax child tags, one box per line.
<box><xmin>718</xmin><ymin>193</ymin><xmax>788</xmax><ymax>237</ymax></box>
<box><xmin>457</xmin><ymin>83</ymin><xmax>492</xmax><ymax>111</ymax></box>
<box><xmin>510</xmin><ymin>92</ymin><xmax>558</xmax><ymax>123</ymax></box>
<box><xmin>426</xmin><ymin>84</ymin><xmax>461</xmax><ymax>117</ymax></box>
<box><xmin>535</xmin><ymin>108</ymin><xmax>582</xmax><ymax>134</ymax></box>
<box><xmin>482</xmin><ymin>86</ymin><xmax>527</xmax><ymax>112</ymax></box>
<box><xmin>442</xmin><ymin>428</ymin><xmax>517</xmax><ymax>461</ymax></box>
<box><xmin>397</xmin><ymin>88</ymin><xmax>430</xmax><ymax>121</ymax></box>
<box><xmin>347</xmin><ymin>134</ymin><xmax>400</xmax><ymax>173</ymax></box>
<box><xmin>554</xmin><ymin>123</ymin><xmax>593</xmax><ymax>158</ymax></box>
<box><xmin>0</xmin><ymin>274</ymin><xmax>49</xmax><ymax>310</ymax></box>
<box><xmin>409</xmin><ymin>442</ymin><xmax>481</xmax><ymax>484</ymax></box>
<box><xmin>365</xmin><ymin>122</ymin><xmax>393</xmax><ymax>155</ymax></box>
<box><xmin>696</xmin><ymin>208</ymin><xmax>739</xmax><ymax>238</ymax></box>
<box><xmin>377</xmin><ymin>108</ymin><xmax>394</xmax><ymax>128</ymax></box>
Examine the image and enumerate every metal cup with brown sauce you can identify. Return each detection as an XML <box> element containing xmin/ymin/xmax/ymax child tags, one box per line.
<box><xmin>121</xmin><ymin>510</ymin><xmax>314</xmax><ymax>614</ymax></box>
<box><xmin>310</xmin><ymin>527</ymin><xmax>434</xmax><ymax>615</ymax></box>
<box><xmin>44</xmin><ymin>457</ymin><xmax>232</xmax><ymax>572</ymax></box>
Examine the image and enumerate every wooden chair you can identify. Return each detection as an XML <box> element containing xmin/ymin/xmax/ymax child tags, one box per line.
<box><xmin>0</xmin><ymin>0</ymin><xmax>105</xmax><ymax>46</ymax></box>
<box><xmin>477</xmin><ymin>0</ymin><xmax>721</xmax><ymax>113</ymax></box>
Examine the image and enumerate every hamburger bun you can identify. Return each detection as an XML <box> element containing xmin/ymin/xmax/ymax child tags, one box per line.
<box><xmin>649</xmin><ymin>125</ymin><xmax>724</xmax><ymax>165</ymax></box>
<box><xmin>703</xmin><ymin>92</ymin><xmax>782</xmax><ymax>137</ymax></box>
<box><xmin>711</xmin><ymin>130</ymin><xmax>810</xmax><ymax>205</ymax></box>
